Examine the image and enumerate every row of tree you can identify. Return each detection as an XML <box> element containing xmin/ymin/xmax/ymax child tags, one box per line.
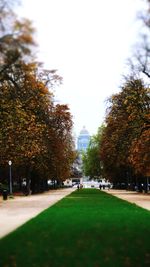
<box><xmin>0</xmin><ymin>0</ymin><xmax>76</xmax><ymax>193</ymax></box>
<box><xmin>100</xmin><ymin>78</ymin><xmax>150</xmax><ymax>189</ymax></box>
<box><xmin>82</xmin><ymin>1</ymin><xmax>150</xmax><ymax>191</ymax></box>
<box><xmin>83</xmin><ymin>79</ymin><xmax>149</xmax><ymax>191</ymax></box>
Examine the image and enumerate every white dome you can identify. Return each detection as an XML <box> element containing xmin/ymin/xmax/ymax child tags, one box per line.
<box><xmin>79</xmin><ymin>126</ymin><xmax>89</xmax><ymax>136</ymax></box>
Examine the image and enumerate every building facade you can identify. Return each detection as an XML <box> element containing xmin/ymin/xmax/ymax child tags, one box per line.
<box><xmin>77</xmin><ymin>126</ymin><xmax>90</xmax><ymax>152</ymax></box>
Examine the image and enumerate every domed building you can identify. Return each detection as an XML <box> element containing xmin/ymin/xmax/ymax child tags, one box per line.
<box><xmin>77</xmin><ymin>126</ymin><xmax>90</xmax><ymax>152</ymax></box>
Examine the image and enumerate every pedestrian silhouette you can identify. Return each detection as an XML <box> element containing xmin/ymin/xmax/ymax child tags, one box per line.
<box><xmin>99</xmin><ymin>184</ymin><xmax>102</xmax><ymax>190</ymax></box>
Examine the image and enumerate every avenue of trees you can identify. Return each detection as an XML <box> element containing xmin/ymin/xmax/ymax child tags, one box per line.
<box><xmin>0</xmin><ymin>0</ymin><xmax>76</xmax><ymax>193</ymax></box>
<box><xmin>100</xmin><ymin>78</ymin><xmax>149</xmax><ymax>189</ymax></box>
<box><xmin>0</xmin><ymin>0</ymin><xmax>149</xmax><ymax>194</ymax></box>
<box><xmin>82</xmin><ymin>0</ymin><xmax>150</xmax><ymax>191</ymax></box>
<box><xmin>83</xmin><ymin>79</ymin><xmax>149</xmax><ymax>191</ymax></box>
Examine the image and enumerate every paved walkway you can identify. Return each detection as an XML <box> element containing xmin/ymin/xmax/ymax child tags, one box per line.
<box><xmin>0</xmin><ymin>188</ymin><xmax>76</xmax><ymax>239</ymax></box>
<box><xmin>0</xmin><ymin>188</ymin><xmax>149</xmax><ymax>239</ymax></box>
<box><xmin>106</xmin><ymin>189</ymin><xmax>150</xmax><ymax>211</ymax></box>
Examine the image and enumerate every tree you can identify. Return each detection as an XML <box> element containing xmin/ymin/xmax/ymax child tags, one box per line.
<box><xmin>128</xmin><ymin>0</ymin><xmax>150</xmax><ymax>80</ymax></box>
<box><xmin>99</xmin><ymin>1</ymin><xmax>150</xmax><ymax>189</ymax></box>
<box><xmin>82</xmin><ymin>126</ymin><xmax>104</xmax><ymax>179</ymax></box>
<box><xmin>48</xmin><ymin>104</ymin><xmax>75</xmax><ymax>183</ymax></box>
<box><xmin>0</xmin><ymin>0</ymin><xmax>75</xmax><ymax>193</ymax></box>
<box><xmin>100</xmin><ymin>78</ymin><xmax>150</xmax><ymax>187</ymax></box>
<box><xmin>129</xmin><ymin>128</ymin><xmax>150</xmax><ymax>177</ymax></box>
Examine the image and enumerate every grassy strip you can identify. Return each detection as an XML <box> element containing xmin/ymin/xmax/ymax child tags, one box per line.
<box><xmin>0</xmin><ymin>189</ymin><xmax>150</xmax><ymax>267</ymax></box>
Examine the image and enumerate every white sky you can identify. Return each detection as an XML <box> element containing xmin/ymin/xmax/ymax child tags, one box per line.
<box><xmin>17</xmin><ymin>0</ymin><xmax>147</xmax><ymax>137</ymax></box>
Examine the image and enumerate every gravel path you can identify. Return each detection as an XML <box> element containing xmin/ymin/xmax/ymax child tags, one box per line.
<box><xmin>106</xmin><ymin>189</ymin><xmax>150</xmax><ymax>211</ymax></box>
<box><xmin>0</xmin><ymin>188</ymin><xmax>76</xmax><ymax>239</ymax></box>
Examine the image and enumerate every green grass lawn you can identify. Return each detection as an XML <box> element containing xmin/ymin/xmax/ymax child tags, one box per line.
<box><xmin>0</xmin><ymin>189</ymin><xmax>150</xmax><ymax>267</ymax></box>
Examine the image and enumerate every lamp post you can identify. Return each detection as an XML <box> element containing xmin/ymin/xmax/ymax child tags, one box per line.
<box><xmin>8</xmin><ymin>160</ymin><xmax>12</xmax><ymax>195</ymax></box>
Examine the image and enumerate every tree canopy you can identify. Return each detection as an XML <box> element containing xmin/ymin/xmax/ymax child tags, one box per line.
<box><xmin>0</xmin><ymin>0</ymin><xmax>75</xmax><ymax>193</ymax></box>
<box><xmin>99</xmin><ymin>78</ymin><xmax>150</xmax><ymax>186</ymax></box>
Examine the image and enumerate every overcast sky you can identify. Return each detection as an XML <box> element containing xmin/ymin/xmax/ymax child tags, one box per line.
<box><xmin>17</xmin><ymin>0</ymin><xmax>146</xmax><ymax>137</ymax></box>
